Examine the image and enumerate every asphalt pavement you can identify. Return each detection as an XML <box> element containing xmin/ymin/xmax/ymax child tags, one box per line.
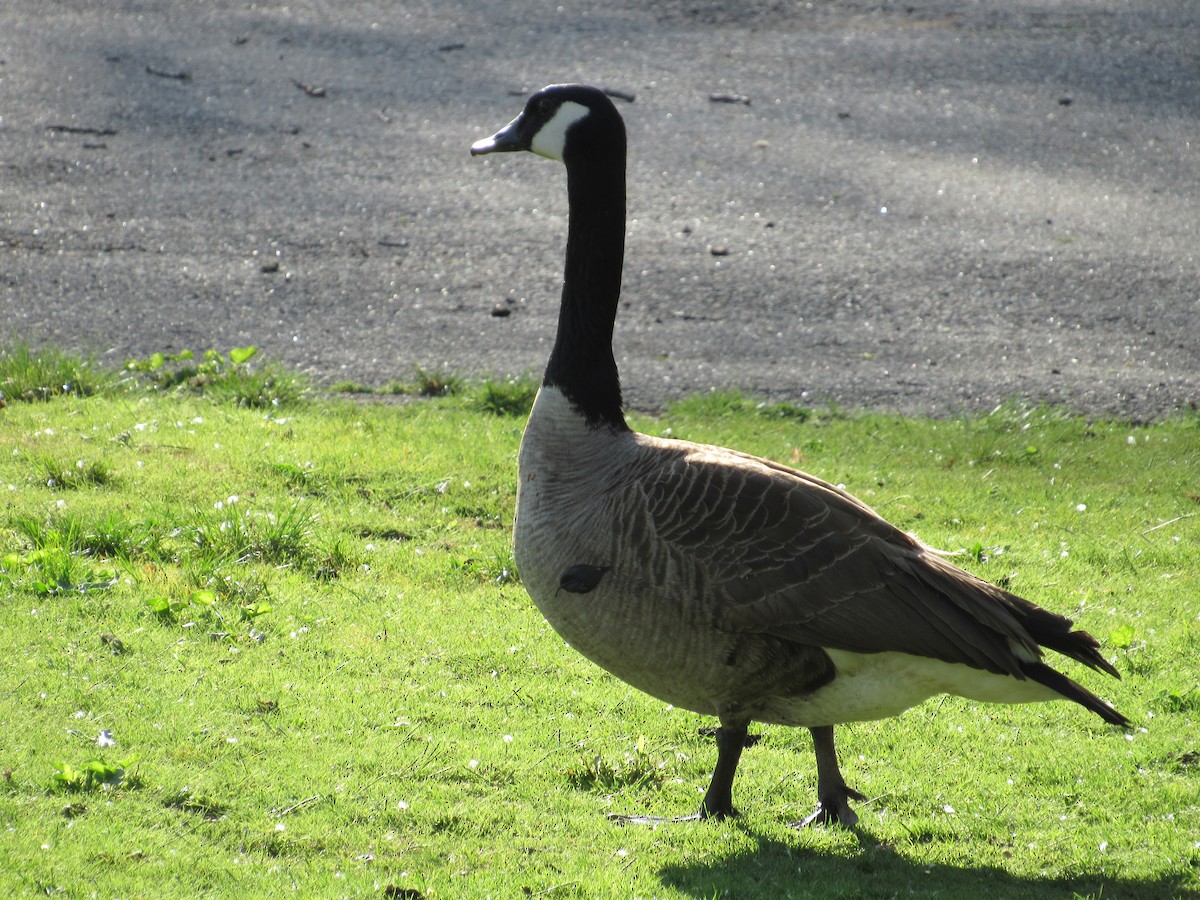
<box><xmin>2</xmin><ymin>0</ymin><xmax>1198</xmax><ymax>418</ymax></box>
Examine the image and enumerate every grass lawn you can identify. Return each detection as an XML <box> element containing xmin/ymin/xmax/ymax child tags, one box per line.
<box><xmin>0</xmin><ymin>344</ymin><xmax>1197</xmax><ymax>898</ymax></box>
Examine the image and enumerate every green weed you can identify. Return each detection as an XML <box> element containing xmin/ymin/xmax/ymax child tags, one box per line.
<box><xmin>448</xmin><ymin>550</ymin><xmax>520</xmax><ymax>585</ymax></box>
<box><xmin>144</xmin><ymin>588</ymin><xmax>217</xmax><ymax>623</ymax></box>
<box><xmin>566</xmin><ymin>737</ymin><xmax>672</xmax><ymax>793</ymax></box>
<box><xmin>177</xmin><ymin>496</ymin><xmax>313</xmax><ymax>567</ymax></box>
<box><xmin>25</xmin><ymin>455</ymin><xmax>114</xmax><ymax>490</ymax></box>
<box><xmin>310</xmin><ymin>537</ymin><xmax>360</xmax><ymax>581</ymax></box>
<box><xmin>411</xmin><ymin>365</ymin><xmax>463</xmax><ymax>397</ymax></box>
<box><xmin>124</xmin><ymin>346</ymin><xmax>307</xmax><ymax>408</ymax></box>
<box><xmin>330</xmin><ymin>379</ymin><xmax>373</xmax><ymax>394</ymax></box>
<box><xmin>11</xmin><ymin>509</ymin><xmax>163</xmax><ymax>561</ymax></box>
<box><xmin>327</xmin><ymin>366</ymin><xmax>466</xmax><ymax>399</ymax></box>
<box><xmin>666</xmin><ymin>387</ymin><xmax>812</xmax><ymax>423</ymax></box>
<box><xmin>0</xmin><ymin>340</ymin><xmax>113</xmax><ymax>402</ymax></box>
<box><xmin>164</xmin><ymin>786</ymin><xmax>229</xmax><ymax>820</ymax></box>
<box><xmin>1</xmin><ymin>546</ymin><xmax>118</xmax><ymax>596</ymax></box>
<box><xmin>51</xmin><ymin>756</ymin><xmax>141</xmax><ymax>793</ymax></box>
<box><xmin>475</xmin><ymin>373</ymin><xmax>539</xmax><ymax>416</ymax></box>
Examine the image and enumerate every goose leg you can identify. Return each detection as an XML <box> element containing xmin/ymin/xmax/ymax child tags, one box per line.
<box><xmin>796</xmin><ymin>725</ymin><xmax>865</xmax><ymax>828</ymax></box>
<box><xmin>698</xmin><ymin>723</ymin><xmax>748</xmax><ymax>820</ymax></box>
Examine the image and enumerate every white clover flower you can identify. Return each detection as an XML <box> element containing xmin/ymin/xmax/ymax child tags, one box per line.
<box><xmin>97</xmin><ymin>730</ymin><xmax>116</xmax><ymax>748</ymax></box>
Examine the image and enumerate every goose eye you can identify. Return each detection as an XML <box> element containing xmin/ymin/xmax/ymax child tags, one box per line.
<box><xmin>535</xmin><ymin>97</ymin><xmax>555</xmax><ymax>117</ymax></box>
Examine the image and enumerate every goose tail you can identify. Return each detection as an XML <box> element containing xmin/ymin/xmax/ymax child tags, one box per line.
<box><xmin>999</xmin><ymin>587</ymin><xmax>1129</xmax><ymax>727</ymax></box>
<box><xmin>1009</xmin><ymin>597</ymin><xmax>1121</xmax><ymax>678</ymax></box>
<box><xmin>1022</xmin><ymin>660</ymin><xmax>1129</xmax><ymax>727</ymax></box>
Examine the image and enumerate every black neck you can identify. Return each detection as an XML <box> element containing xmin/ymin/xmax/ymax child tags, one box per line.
<box><xmin>543</xmin><ymin>151</ymin><xmax>629</xmax><ymax>431</ymax></box>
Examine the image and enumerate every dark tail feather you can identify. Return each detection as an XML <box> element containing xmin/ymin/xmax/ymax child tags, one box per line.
<box><xmin>1001</xmin><ymin>591</ymin><xmax>1129</xmax><ymax>726</ymax></box>
<box><xmin>1005</xmin><ymin>594</ymin><xmax>1122</xmax><ymax>679</ymax></box>
<box><xmin>1023</xmin><ymin>661</ymin><xmax>1130</xmax><ymax>727</ymax></box>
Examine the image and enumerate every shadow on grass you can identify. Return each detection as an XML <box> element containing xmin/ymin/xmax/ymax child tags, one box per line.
<box><xmin>659</xmin><ymin>831</ymin><xmax>1194</xmax><ymax>900</ymax></box>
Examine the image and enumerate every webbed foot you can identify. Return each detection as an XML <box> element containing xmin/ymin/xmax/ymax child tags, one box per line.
<box><xmin>794</xmin><ymin>784</ymin><xmax>866</xmax><ymax>828</ymax></box>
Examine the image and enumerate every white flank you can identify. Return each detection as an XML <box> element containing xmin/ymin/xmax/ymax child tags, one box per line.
<box><xmin>759</xmin><ymin>649</ymin><xmax>1059</xmax><ymax>727</ymax></box>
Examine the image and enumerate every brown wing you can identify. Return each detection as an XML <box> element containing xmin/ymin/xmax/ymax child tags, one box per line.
<box><xmin>635</xmin><ymin>439</ymin><xmax>1115</xmax><ymax>681</ymax></box>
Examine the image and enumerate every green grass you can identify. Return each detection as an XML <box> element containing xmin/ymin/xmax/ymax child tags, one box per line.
<box><xmin>332</xmin><ymin>366</ymin><xmax>467</xmax><ymax>400</ymax></box>
<box><xmin>0</xmin><ymin>341</ymin><xmax>114</xmax><ymax>402</ymax></box>
<box><xmin>121</xmin><ymin>346</ymin><xmax>308</xmax><ymax>409</ymax></box>
<box><xmin>0</xmin><ymin>351</ymin><xmax>1197</xmax><ymax>898</ymax></box>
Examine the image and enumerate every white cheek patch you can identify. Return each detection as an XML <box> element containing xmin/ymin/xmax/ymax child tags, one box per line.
<box><xmin>531</xmin><ymin>101</ymin><xmax>590</xmax><ymax>162</ymax></box>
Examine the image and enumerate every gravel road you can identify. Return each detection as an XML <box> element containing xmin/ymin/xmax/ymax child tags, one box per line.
<box><xmin>3</xmin><ymin>0</ymin><xmax>1198</xmax><ymax>418</ymax></box>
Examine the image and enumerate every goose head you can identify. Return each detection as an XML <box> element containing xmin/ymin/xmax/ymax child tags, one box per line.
<box><xmin>471</xmin><ymin>84</ymin><xmax>630</xmax><ymax>429</ymax></box>
<box><xmin>471</xmin><ymin>84</ymin><xmax>625</xmax><ymax>165</ymax></box>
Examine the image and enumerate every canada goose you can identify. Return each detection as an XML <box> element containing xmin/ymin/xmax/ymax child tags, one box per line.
<box><xmin>471</xmin><ymin>84</ymin><xmax>1128</xmax><ymax>827</ymax></box>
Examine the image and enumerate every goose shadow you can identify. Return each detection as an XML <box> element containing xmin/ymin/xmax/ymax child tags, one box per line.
<box><xmin>657</xmin><ymin>829</ymin><xmax>1195</xmax><ymax>900</ymax></box>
